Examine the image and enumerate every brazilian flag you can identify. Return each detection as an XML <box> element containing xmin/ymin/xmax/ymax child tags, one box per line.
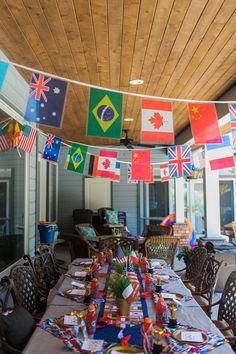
<box><xmin>66</xmin><ymin>144</ymin><xmax>88</xmax><ymax>173</ymax></box>
<box><xmin>87</xmin><ymin>88</ymin><xmax>122</xmax><ymax>139</ymax></box>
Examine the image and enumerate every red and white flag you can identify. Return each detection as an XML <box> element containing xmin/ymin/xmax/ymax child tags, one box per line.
<box><xmin>160</xmin><ymin>163</ymin><xmax>169</xmax><ymax>182</ymax></box>
<box><xmin>141</xmin><ymin>100</ymin><xmax>174</xmax><ymax>144</ymax></box>
<box><xmin>18</xmin><ymin>125</ymin><xmax>37</xmax><ymax>153</ymax></box>
<box><xmin>97</xmin><ymin>150</ymin><xmax>118</xmax><ymax>178</ymax></box>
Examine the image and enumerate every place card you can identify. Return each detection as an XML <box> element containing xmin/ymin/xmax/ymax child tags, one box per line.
<box><xmin>74</xmin><ymin>271</ymin><xmax>87</xmax><ymax>277</ymax></box>
<box><xmin>71</xmin><ymin>281</ymin><xmax>85</xmax><ymax>288</ymax></box>
<box><xmin>161</xmin><ymin>293</ymin><xmax>176</xmax><ymax>300</ymax></box>
<box><xmin>69</xmin><ymin>289</ymin><xmax>86</xmax><ymax>296</ymax></box>
<box><xmin>81</xmin><ymin>339</ymin><xmax>104</xmax><ymax>351</ymax></box>
<box><xmin>181</xmin><ymin>331</ymin><xmax>203</xmax><ymax>342</ymax></box>
<box><xmin>64</xmin><ymin>315</ymin><xmax>78</xmax><ymax>326</ymax></box>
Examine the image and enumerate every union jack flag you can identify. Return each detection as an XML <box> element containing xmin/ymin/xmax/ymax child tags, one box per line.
<box><xmin>168</xmin><ymin>145</ymin><xmax>192</xmax><ymax>177</ymax></box>
<box><xmin>229</xmin><ymin>104</ymin><xmax>236</xmax><ymax>145</ymax></box>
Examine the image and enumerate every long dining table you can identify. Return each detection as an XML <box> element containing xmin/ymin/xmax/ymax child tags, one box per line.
<box><xmin>22</xmin><ymin>258</ymin><xmax>234</xmax><ymax>354</ymax></box>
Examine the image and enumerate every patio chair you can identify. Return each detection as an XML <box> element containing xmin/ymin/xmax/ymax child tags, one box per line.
<box><xmin>176</xmin><ymin>247</ymin><xmax>208</xmax><ymax>289</ymax></box>
<box><xmin>72</xmin><ymin>209</ymin><xmax>93</xmax><ymax>225</ymax></box>
<box><xmin>61</xmin><ymin>233</ymin><xmax>99</xmax><ymax>260</ymax></box>
<box><xmin>99</xmin><ymin>236</ymin><xmax>138</xmax><ymax>253</ymax></box>
<box><xmin>23</xmin><ymin>250</ymin><xmax>61</xmax><ymax>297</ymax></box>
<box><xmin>9</xmin><ymin>264</ymin><xmax>47</xmax><ymax>319</ymax></box>
<box><xmin>144</xmin><ymin>236</ymin><xmax>180</xmax><ymax>267</ymax></box>
<box><xmin>206</xmin><ymin>271</ymin><xmax>236</xmax><ymax>349</ymax></box>
<box><xmin>190</xmin><ymin>255</ymin><xmax>223</xmax><ymax>316</ymax></box>
<box><xmin>74</xmin><ymin>223</ymin><xmax>100</xmax><ymax>237</ymax></box>
<box><xmin>142</xmin><ymin>224</ymin><xmax>172</xmax><ymax>237</ymax></box>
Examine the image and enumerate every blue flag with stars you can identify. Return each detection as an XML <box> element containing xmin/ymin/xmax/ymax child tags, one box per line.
<box><xmin>42</xmin><ymin>134</ymin><xmax>62</xmax><ymax>163</ymax></box>
<box><xmin>24</xmin><ymin>73</ymin><xmax>68</xmax><ymax>128</ymax></box>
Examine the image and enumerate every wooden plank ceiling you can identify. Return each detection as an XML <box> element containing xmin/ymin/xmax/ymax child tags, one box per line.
<box><xmin>0</xmin><ymin>0</ymin><xmax>235</xmax><ymax>146</ymax></box>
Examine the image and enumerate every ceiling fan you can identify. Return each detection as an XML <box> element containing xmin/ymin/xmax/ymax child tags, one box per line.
<box><xmin>117</xmin><ymin>129</ymin><xmax>156</xmax><ymax>149</ymax></box>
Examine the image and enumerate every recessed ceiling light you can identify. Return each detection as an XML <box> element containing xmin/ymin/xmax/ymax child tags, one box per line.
<box><xmin>129</xmin><ymin>79</ymin><xmax>144</xmax><ymax>85</ymax></box>
<box><xmin>124</xmin><ymin>117</ymin><xmax>134</xmax><ymax>122</ymax></box>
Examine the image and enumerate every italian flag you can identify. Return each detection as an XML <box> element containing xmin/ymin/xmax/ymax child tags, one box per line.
<box><xmin>122</xmin><ymin>278</ymin><xmax>133</xmax><ymax>303</ymax></box>
<box><xmin>141</xmin><ymin>100</ymin><xmax>174</xmax><ymax>144</ymax></box>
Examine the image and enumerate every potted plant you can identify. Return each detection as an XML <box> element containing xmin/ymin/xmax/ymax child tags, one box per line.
<box><xmin>109</xmin><ymin>273</ymin><xmax>132</xmax><ymax>316</ymax></box>
<box><xmin>177</xmin><ymin>246</ymin><xmax>194</xmax><ymax>264</ymax></box>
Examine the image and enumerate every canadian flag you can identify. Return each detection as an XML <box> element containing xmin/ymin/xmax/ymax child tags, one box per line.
<box><xmin>141</xmin><ymin>100</ymin><xmax>174</xmax><ymax>144</ymax></box>
<box><xmin>160</xmin><ymin>163</ymin><xmax>169</xmax><ymax>182</ymax></box>
<box><xmin>97</xmin><ymin>150</ymin><xmax>118</xmax><ymax>178</ymax></box>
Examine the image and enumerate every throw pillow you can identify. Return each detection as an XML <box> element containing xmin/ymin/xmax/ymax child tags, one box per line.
<box><xmin>0</xmin><ymin>305</ymin><xmax>35</xmax><ymax>350</ymax></box>
<box><xmin>79</xmin><ymin>226</ymin><xmax>97</xmax><ymax>238</ymax></box>
<box><xmin>105</xmin><ymin>209</ymin><xmax>119</xmax><ymax>225</ymax></box>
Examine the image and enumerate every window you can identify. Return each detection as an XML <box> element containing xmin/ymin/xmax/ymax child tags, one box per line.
<box><xmin>148</xmin><ymin>180</ymin><xmax>169</xmax><ymax>224</ymax></box>
<box><xmin>219</xmin><ymin>179</ymin><xmax>235</xmax><ymax>226</ymax></box>
<box><xmin>0</xmin><ymin>152</ymin><xmax>25</xmax><ymax>272</ymax></box>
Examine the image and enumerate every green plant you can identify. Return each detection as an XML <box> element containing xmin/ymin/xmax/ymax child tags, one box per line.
<box><xmin>177</xmin><ymin>246</ymin><xmax>194</xmax><ymax>263</ymax></box>
<box><xmin>109</xmin><ymin>273</ymin><xmax>129</xmax><ymax>299</ymax></box>
<box><xmin>114</xmin><ymin>262</ymin><xmax>125</xmax><ymax>274</ymax></box>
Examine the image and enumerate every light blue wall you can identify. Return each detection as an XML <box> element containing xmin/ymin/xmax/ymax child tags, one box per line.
<box><xmin>57</xmin><ymin>146</ymin><xmax>167</xmax><ymax>234</ymax></box>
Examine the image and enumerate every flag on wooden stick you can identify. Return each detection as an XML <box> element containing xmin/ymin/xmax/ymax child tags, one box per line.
<box><xmin>141</xmin><ymin>100</ymin><xmax>174</xmax><ymax>144</ymax></box>
<box><xmin>0</xmin><ymin>123</ymin><xmax>12</xmax><ymax>152</ymax></box>
<box><xmin>87</xmin><ymin>88</ymin><xmax>122</xmax><ymax>139</ymax></box>
<box><xmin>188</xmin><ymin>103</ymin><xmax>222</xmax><ymax>144</ymax></box>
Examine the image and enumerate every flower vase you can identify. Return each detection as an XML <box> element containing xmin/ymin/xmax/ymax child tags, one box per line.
<box><xmin>116</xmin><ymin>298</ymin><xmax>130</xmax><ymax>316</ymax></box>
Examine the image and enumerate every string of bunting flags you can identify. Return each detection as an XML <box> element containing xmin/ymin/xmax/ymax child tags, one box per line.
<box><xmin>0</xmin><ymin>60</ymin><xmax>235</xmax><ymax>184</ymax></box>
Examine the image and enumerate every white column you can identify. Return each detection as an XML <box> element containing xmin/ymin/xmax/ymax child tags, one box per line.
<box><xmin>204</xmin><ymin>150</ymin><xmax>221</xmax><ymax>237</ymax></box>
<box><xmin>175</xmin><ymin>178</ymin><xmax>185</xmax><ymax>223</ymax></box>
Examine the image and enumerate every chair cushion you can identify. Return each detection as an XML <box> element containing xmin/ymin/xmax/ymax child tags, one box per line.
<box><xmin>78</xmin><ymin>226</ymin><xmax>97</xmax><ymax>238</ymax></box>
<box><xmin>213</xmin><ymin>319</ymin><xmax>234</xmax><ymax>337</ymax></box>
<box><xmin>105</xmin><ymin>210</ymin><xmax>119</xmax><ymax>225</ymax></box>
<box><xmin>0</xmin><ymin>305</ymin><xmax>35</xmax><ymax>350</ymax></box>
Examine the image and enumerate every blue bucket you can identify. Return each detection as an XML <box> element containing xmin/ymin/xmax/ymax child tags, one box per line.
<box><xmin>38</xmin><ymin>224</ymin><xmax>58</xmax><ymax>244</ymax></box>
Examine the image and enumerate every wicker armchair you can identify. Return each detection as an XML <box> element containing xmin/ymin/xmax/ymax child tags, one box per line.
<box><xmin>206</xmin><ymin>271</ymin><xmax>236</xmax><ymax>348</ymax></box>
<box><xmin>9</xmin><ymin>265</ymin><xmax>47</xmax><ymax>318</ymax></box>
<box><xmin>74</xmin><ymin>223</ymin><xmax>101</xmax><ymax>237</ymax></box>
<box><xmin>61</xmin><ymin>233</ymin><xmax>99</xmax><ymax>260</ymax></box>
<box><xmin>144</xmin><ymin>236</ymin><xmax>180</xmax><ymax>267</ymax></box>
<box><xmin>142</xmin><ymin>224</ymin><xmax>172</xmax><ymax>237</ymax></box>
<box><xmin>99</xmin><ymin>236</ymin><xmax>138</xmax><ymax>253</ymax></box>
<box><xmin>190</xmin><ymin>255</ymin><xmax>223</xmax><ymax>316</ymax></box>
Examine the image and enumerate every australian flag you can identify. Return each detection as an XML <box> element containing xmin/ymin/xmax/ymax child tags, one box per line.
<box><xmin>168</xmin><ymin>145</ymin><xmax>192</xmax><ymax>178</ymax></box>
<box><xmin>24</xmin><ymin>73</ymin><xmax>68</xmax><ymax>128</ymax></box>
<box><xmin>42</xmin><ymin>134</ymin><xmax>62</xmax><ymax>163</ymax></box>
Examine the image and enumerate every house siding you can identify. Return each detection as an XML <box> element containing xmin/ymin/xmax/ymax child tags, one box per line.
<box><xmin>57</xmin><ymin>147</ymin><xmax>167</xmax><ymax>235</ymax></box>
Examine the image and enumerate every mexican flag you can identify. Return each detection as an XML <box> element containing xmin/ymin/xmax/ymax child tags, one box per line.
<box><xmin>65</xmin><ymin>143</ymin><xmax>88</xmax><ymax>173</ymax></box>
